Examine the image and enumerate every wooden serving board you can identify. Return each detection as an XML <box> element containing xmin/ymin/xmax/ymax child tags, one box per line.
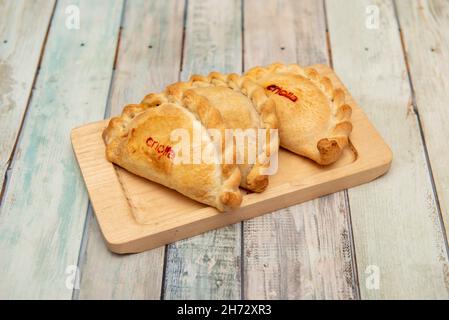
<box><xmin>71</xmin><ymin>65</ymin><xmax>392</xmax><ymax>254</ymax></box>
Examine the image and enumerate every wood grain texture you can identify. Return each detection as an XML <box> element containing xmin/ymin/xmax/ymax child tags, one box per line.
<box><xmin>243</xmin><ymin>0</ymin><xmax>359</xmax><ymax>299</ymax></box>
<box><xmin>0</xmin><ymin>0</ymin><xmax>123</xmax><ymax>299</ymax></box>
<box><xmin>0</xmin><ymin>0</ymin><xmax>55</xmax><ymax>197</ymax></box>
<box><xmin>77</xmin><ymin>0</ymin><xmax>185</xmax><ymax>299</ymax></box>
<box><xmin>395</xmin><ymin>0</ymin><xmax>449</xmax><ymax>245</ymax></box>
<box><xmin>326</xmin><ymin>0</ymin><xmax>449</xmax><ymax>299</ymax></box>
<box><xmin>163</xmin><ymin>0</ymin><xmax>243</xmax><ymax>300</ymax></box>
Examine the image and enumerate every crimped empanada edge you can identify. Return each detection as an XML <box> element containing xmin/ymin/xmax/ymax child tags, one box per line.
<box><xmin>244</xmin><ymin>62</ymin><xmax>352</xmax><ymax>165</ymax></box>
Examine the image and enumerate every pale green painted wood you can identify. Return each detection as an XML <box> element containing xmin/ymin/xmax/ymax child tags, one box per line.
<box><xmin>1</xmin><ymin>0</ymin><xmax>447</xmax><ymax>300</ymax></box>
<box><xmin>395</xmin><ymin>0</ymin><xmax>449</xmax><ymax>245</ymax></box>
<box><xmin>0</xmin><ymin>0</ymin><xmax>123</xmax><ymax>299</ymax></box>
<box><xmin>163</xmin><ymin>0</ymin><xmax>242</xmax><ymax>300</ymax></box>
<box><xmin>77</xmin><ymin>0</ymin><xmax>185</xmax><ymax>299</ymax></box>
<box><xmin>0</xmin><ymin>0</ymin><xmax>55</xmax><ymax>197</ymax></box>
<box><xmin>326</xmin><ymin>0</ymin><xmax>449</xmax><ymax>299</ymax></box>
<box><xmin>243</xmin><ymin>0</ymin><xmax>358</xmax><ymax>299</ymax></box>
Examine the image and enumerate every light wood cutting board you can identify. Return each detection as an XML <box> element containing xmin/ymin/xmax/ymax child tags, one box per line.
<box><xmin>71</xmin><ymin>64</ymin><xmax>392</xmax><ymax>254</ymax></box>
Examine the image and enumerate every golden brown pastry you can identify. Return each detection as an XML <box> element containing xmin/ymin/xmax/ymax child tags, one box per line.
<box><xmin>141</xmin><ymin>72</ymin><xmax>279</xmax><ymax>192</ymax></box>
<box><xmin>103</xmin><ymin>95</ymin><xmax>242</xmax><ymax>211</ymax></box>
<box><xmin>244</xmin><ymin>63</ymin><xmax>352</xmax><ymax>165</ymax></box>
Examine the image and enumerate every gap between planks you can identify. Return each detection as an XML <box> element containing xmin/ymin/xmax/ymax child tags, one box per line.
<box><xmin>162</xmin><ymin>0</ymin><xmax>243</xmax><ymax>300</ymax></box>
<box><xmin>0</xmin><ymin>0</ymin><xmax>125</xmax><ymax>299</ymax></box>
<box><xmin>242</xmin><ymin>0</ymin><xmax>359</xmax><ymax>299</ymax></box>
<box><xmin>326</xmin><ymin>0</ymin><xmax>449</xmax><ymax>298</ymax></box>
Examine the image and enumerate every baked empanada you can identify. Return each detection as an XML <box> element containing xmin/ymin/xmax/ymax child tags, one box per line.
<box><xmin>103</xmin><ymin>97</ymin><xmax>242</xmax><ymax>211</ymax></box>
<box><xmin>141</xmin><ymin>72</ymin><xmax>279</xmax><ymax>192</ymax></box>
<box><xmin>244</xmin><ymin>63</ymin><xmax>352</xmax><ymax>165</ymax></box>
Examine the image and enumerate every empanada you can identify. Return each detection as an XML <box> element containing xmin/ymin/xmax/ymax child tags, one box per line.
<box><xmin>141</xmin><ymin>72</ymin><xmax>279</xmax><ymax>192</ymax></box>
<box><xmin>103</xmin><ymin>96</ymin><xmax>242</xmax><ymax>211</ymax></box>
<box><xmin>244</xmin><ymin>63</ymin><xmax>352</xmax><ymax>165</ymax></box>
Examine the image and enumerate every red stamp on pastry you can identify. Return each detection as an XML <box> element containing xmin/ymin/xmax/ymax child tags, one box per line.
<box><xmin>266</xmin><ymin>84</ymin><xmax>298</xmax><ymax>102</ymax></box>
<box><xmin>146</xmin><ymin>137</ymin><xmax>175</xmax><ymax>160</ymax></box>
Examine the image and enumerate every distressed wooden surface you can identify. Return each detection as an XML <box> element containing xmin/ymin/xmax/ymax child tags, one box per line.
<box><xmin>77</xmin><ymin>0</ymin><xmax>185</xmax><ymax>299</ymax></box>
<box><xmin>0</xmin><ymin>0</ymin><xmax>55</xmax><ymax>197</ymax></box>
<box><xmin>71</xmin><ymin>78</ymin><xmax>390</xmax><ymax>254</ymax></box>
<box><xmin>326</xmin><ymin>0</ymin><xmax>449</xmax><ymax>299</ymax></box>
<box><xmin>243</xmin><ymin>0</ymin><xmax>358</xmax><ymax>299</ymax></box>
<box><xmin>163</xmin><ymin>0</ymin><xmax>242</xmax><ymax>300</ymax></box>
<box><xmin>1</xmin><ymin>0</ymin><xmax>449</xmax><ymax>299</ymax></box>
<box><xmin>0</xmin><ymin>0</ymin><xmax>123</xmax><ymax>299</ymax></box>
<box><xmin>395</xmin><ymin>0</ymin><xmax>449</xmax><ymax>242</ymax></box>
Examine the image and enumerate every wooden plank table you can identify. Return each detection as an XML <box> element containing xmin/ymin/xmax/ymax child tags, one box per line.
<box><xmin>0</xmin><ymin>0</ymin><xmax>448</xmax><ymax>299</ymax></box>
